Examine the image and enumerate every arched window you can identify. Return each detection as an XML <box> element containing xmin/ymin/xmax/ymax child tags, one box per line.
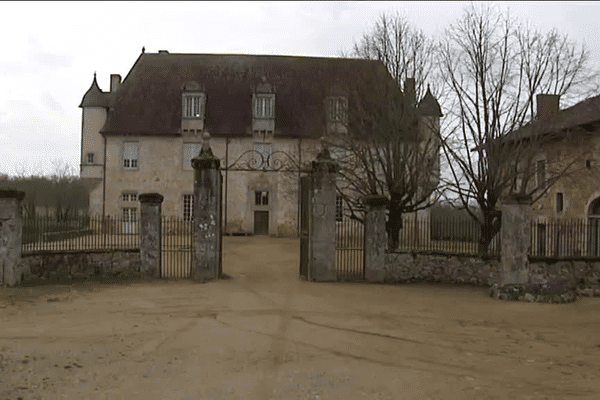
<box><xmin>589</xmin><ymin>197</ymin><xmax>600</xmax><ymax>216</ymax></box>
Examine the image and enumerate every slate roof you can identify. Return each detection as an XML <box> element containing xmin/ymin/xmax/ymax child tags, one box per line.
<box><xmin>79</xmin><ymin>74</ymin><xmax>110</xmax><ymax>108</ymax></box>
<box><xmin>81</xmin><ymin>51</ymin><xmax>441</xmax><ymax>138</ymax></box>
<box><xmin>509</xmin><ymin>93</ymin><xmax>600</xmax><ymax>140</ymax></box>
<box><xmin>418</xmin><ymin>86</ymin><xmax>443</xmax><ymax>117</ymax></box>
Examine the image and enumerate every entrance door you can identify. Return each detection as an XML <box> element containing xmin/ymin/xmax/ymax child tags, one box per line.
<box><xmin>254</xmin><ymin>211</ymin><xmax>269</xmax><ymax>235</ymax></box>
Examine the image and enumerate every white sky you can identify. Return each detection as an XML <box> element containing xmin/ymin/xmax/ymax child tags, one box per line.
<box><xmin>1</xmin><ymin>1</ymin><xmax>600</xmax><ymax>176</ymax></box>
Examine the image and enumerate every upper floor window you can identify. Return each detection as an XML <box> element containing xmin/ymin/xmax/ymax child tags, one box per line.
<box><xmin>537</xmin><ymin>159</ymin><xmax>546</xmax><ymax>189</ymax></box>
<box><xmin>183</xmin><ymin>93</ymin><xmax>206</xmax><ymax>119</ymax></box>
<box><xmin>182</xmin><ymin>142</ymin><xmax>201</xmax><ymax>171</ymax></box>
<box><xmin>327</xmin><ymin>97</ymin><xmax>348</xmax><ymax>123</ymax></box>
<box><xmin>123</xmin><ymin>142</ymin><xmax>139</xmax><ymax>169</ymax></box>
<box><xmin>253</xmin><ymin>94</ymin><xmax>275</xmax><ymax>119</ymax></box>
<box><xmin>86</xmin><ymin>152</ymin><xmax>94</xmax><ymax>164</ymax></box>
<box><xmin>254</xmin><ymin>143</ymin><xmax>272</xmax><ymax>168</ymax></box>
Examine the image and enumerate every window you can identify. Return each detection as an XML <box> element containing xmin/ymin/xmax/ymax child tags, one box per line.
<box><xmin>122</xmin><ymin>207</ymin><xmax>137</xmax><ymax>223</ymax></box>
<box><xmin>183</xmin><ymin>194</ymin><xmax>194</xmax><ymax>222</ymax></box>
<box><xmin>183</xmin><ymin>93</ymin><xmax>206</xmax><ymax>118</ymax></box>
<box><xmin>86</xmin><ymin>152</ymin><xmax>94</xmax><ymax>164</ymax></box>
<box><xmin>122</xmin><ymin>193</ymin><xmax>137</xmax><ymax>202</ymax></box>
<box><xmin>556</xmin><ymin>192</ymin><xmax>564</xmax><ymax>213</ymax></box>
<box><xmin>254</xmin><ymin>143</ymin><xmax>272</xmax><ymax>168</ymax></box>
<box><xmin>123</xmin><ymin>142</ymin><xmax>139</xmax><ymax>169</ymax></box>
<box><xmin>255</xmin><ymin>191</ymin><xmax>268</xmax><ymax>206</ymax></box>
<box><xmin>336</xmin><ymin>196</ymin><xmax>344</xmax><ymax>221</ymax></box>
<box><xmin>537</xmin><ymin>160</ymin><xmax>546</xmax><ymax>189</ymax></box>
<box><xmin>183</xmin><ymin>143</ymin><xmax>201</xmax><ymax>171</ymax></box>
<box><xmin>587</xmin><ymin>159</ymin><xmax>592</xmax><ymax>169</ymax></box>
<box><xmin>327</xmin><ymin>97</ymin><xmax>347</xmax><ymax>123</ymax></box>
<box><xmin>253</xmin><ymin>94</ymin><xmax>275</xmax><ymax>118</ymax></box>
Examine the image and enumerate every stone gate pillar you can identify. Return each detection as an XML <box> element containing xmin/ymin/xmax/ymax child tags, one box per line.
<box><xmin>500</xmin><ymin>195</ymin><xmax>532</xmax><ymax>286</ymax></box>
<box><xmin>309</xmin><ymin>145</ymin><xmax>338</xmax><ymax>281</ymax></box>
<box><xmin>0</xmin><ymin>190</ymin><xmax>25</xmax><ymax>287</ymax></box>
<box><xmin>363</xmin><ymin>195</ymin><xmax>389</xmax><ymax>283</ymax></box>
<box><xmin>139</xmin><ymin>193</ymin><xmax>163</xmax><ymax>278</ymax></box>
<box><xmin>191</xmin><ymin>132</ymin><xmax>221</xmax><ymax>282</ymax></box>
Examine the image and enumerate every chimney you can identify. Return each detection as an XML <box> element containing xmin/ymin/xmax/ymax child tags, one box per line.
<box><xmin>536</xmin><ymin>94</ymin><xmax>560</xmax><ymax>120</ymax></box>
<box><xmin>158</xmin><ymin>50</ymin><xmax>169</xmax><ymax>54</ymax></box>
<box><xmin>404</xmin><ymin>78</ymin><xmax>416</xmax><ymax>107</ymax></box>
<box><xmin>110</xmin><ymin>74</ymin><xmax>121</xmax><ymax>93</ymax></box>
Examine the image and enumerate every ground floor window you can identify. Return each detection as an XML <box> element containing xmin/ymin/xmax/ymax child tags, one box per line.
<box><xmin>183</xmin><ymin>194</ymin><xmax>194</xmax><ymax>222</ymax></box>
<box><xmin>122</xmin><ymin>207</ymin><xmax>137</xmax><ymax>222</ymax></box>
<box><xmin>336</xmin><ymin>196</ymin><xmax>344</xmax><ymax>221</ymax></box>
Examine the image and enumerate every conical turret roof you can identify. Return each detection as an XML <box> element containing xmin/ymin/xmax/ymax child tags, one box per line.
<box><xmin>418</xmin><ymin>86</ymin><xmax>442</xmax><ymax>117</ymax></box>
<box><xmin>79</xmin><ymin>73</ymin><xmax>110</xmax><ymax>108</ymax></box>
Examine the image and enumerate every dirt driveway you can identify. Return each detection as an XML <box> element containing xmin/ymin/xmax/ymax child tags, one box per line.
<box><xmin>1</xmin><ymin>236</ymin><xmax>600</xmax><ymax>399</ymax></box>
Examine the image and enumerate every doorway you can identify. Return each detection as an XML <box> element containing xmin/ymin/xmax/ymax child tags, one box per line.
<box><xmin>254</xmin><ymin>211</ymin><xmax>269</xmax><ymax>235</ymax></box>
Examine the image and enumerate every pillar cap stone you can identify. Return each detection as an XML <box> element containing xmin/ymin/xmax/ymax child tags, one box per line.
<box><xmin>192</xmin><ymin>131</ymin><xmax>220</xmax><ymax>170</ymax></box>
<box><xmin>139</xmin><ymin>193</ymin><xmax>164</xmax><ymax>203</ymax></box>
<box><xmin>361</xmin><ymin>195</ymin><xmax>389</xmax><ymax>209</ymax></box>
<box><xmin>0</xmin><ymin>190</ymin><xmax>25</xmax><ymax>201</ymax></box>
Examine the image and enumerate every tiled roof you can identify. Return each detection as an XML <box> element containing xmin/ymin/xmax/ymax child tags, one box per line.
<box><xmin>79</xmin><ymin>74</ymin><xmax>110</xmax><ymax>108</ymax></box>
<box><xmin>92</xmin><ymin>52</ymin><xmax>429</xmax><ymax>138</ymax></box>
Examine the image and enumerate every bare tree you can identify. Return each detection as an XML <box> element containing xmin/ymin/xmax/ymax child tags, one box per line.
<box><xmin>330</xmin><ymin>73</ymin><xmax>442</xmax><ymax>250</ymax></box>
<box><xmin>349</xmin><ymin>11</ymin><xmax>438</xmax><ymax>99</ymax></box>
<box><xmin>438</xmin><ymin>4</ymin><xmax>598</xmax><ymax>253</ymax></box>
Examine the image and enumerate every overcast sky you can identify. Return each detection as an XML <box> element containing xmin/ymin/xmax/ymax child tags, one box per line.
<box><xmin>1</xmin><ymin>1</ymin><xmax>599</xmax><ymax>177</ymax></box>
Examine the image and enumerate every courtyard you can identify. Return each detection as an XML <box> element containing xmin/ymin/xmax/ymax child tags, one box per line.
<box><xmin>1</xmin><ymin>236</ymin><xmax>600</xmax><ymax>399</ymax></box>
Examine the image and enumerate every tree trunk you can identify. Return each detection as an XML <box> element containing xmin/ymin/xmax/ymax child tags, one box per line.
<box><xmin>477</xmin><ymin>210</ymin><xmax>501</xmax><ymax>255</ymax></box>
<box><xmin>387</xmin><ymin>206</ymin><xmax>403</xmax><ymax>250</ymax></box>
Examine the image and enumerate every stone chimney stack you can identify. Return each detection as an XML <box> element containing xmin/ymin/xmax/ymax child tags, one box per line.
<box><xmin>404</xmin><ymin>78</ymin><xmax>416</xmax><ymax>107</ymax></box>
<box><xmin>536</xmin><ymin>94</ymin><xmax>560</xmax><ymax>120</ymax></box>
<box><xmin>110</xmin><ymin>74</ymin><xmax>122</xmax><ymax>93</ymax></box>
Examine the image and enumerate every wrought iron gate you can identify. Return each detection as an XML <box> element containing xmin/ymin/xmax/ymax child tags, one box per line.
<box><xmin>299</xmin><ymin>174</ymin><xmax>311</xmax><ymax>280</ymax></box>
<box><xmin>335</xmin><ymin>215</ymin><xmax>365</xmax><ymax>280</ymax></box>
<box><xmin>161</xmin><ymin>217</ymin><xmax>193</xmax><ymax>278</ymax></box>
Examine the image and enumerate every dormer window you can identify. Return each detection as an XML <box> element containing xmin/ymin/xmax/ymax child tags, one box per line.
<box><xmin>183</xmin><ymin>93</ymin><xmax>206</xmax><ymax>119</ymax></box>
<box><xmin>327</xmin><ymin>97</ymin><xmax>347</xmax><ymax>123</ymax></box>
<box><xmin>253</xmin><ymin>94</ymin><xmax>275</xmax><ymax>119</ymax></box>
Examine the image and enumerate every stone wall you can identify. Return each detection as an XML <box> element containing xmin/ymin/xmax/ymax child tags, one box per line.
<box><xmin>384</xmin><ymin>252</ymin><xmax>600</xmax><ymax>293</ymax></box>
<box><xmin>21</xmin><ymin>250</ymin><xmax>141</xmax><ymax>281</ymax></box>
<box><xmin>384</xmin><ymin>252</ymin><xmax>502</xmax><ymax>285</ymax></box>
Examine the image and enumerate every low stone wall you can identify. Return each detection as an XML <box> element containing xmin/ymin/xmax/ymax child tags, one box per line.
<box><xmin>21</xmin><ymin>250</ymin><xmax>141</xmax><ymax>281</ymax></box>
<box><xmin>384</xmin><ymin>252</ymin><xmax>600</xmax><ymax>297</ymax></box>
<box><xmin>384</xmin><ymin>252</ymin><xmax>501</xmax><ymax>285</ymax></box>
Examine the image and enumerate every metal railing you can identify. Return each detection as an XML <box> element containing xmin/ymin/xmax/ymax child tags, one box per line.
<box><xmin>530</xmin><ymin>218</ymin><xmax>600</xmax><ymax>258</ymax></box>
<box><xmin>394</xmin><ymin>217</ymin><xmax>501</xmax><ymax>256</ymax></box>
<box><xmin>22</xmin><ymin>215</ymin><xmax>140</xmax><ymax>254</ymax></box>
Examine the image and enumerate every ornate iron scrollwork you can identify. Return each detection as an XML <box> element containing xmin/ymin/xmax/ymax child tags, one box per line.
<box><xmin>224</xmin><ymin>150</ymin><xmax>313</xmax><ymax>173</ymax></box>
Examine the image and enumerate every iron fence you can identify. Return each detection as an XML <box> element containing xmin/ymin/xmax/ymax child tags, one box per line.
<box><xmin>22</xmin><ymin>215</ymin><xmax>140</xmax><ymax>254</ymax></box>
<box><xmin>395</xmin><ymin>217</ymin><xmax>501</xmax><ymax>256</ymax></box>
<box><xmin>530</xmin><ymin>218</ymin><xmax>600</xmax><ymax>258</ymax></box>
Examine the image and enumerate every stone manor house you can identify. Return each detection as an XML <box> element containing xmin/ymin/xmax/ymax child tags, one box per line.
<box><xmin>79</xmin><ymin>50</ymin><xmax>441</xmax><ymax>237</ymax></box>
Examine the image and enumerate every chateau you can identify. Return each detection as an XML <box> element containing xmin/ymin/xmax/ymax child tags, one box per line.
<box><xmin>79</xmin><ymin>50</ymin><xmax>441</xmax><ymax>237</ymax></box>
